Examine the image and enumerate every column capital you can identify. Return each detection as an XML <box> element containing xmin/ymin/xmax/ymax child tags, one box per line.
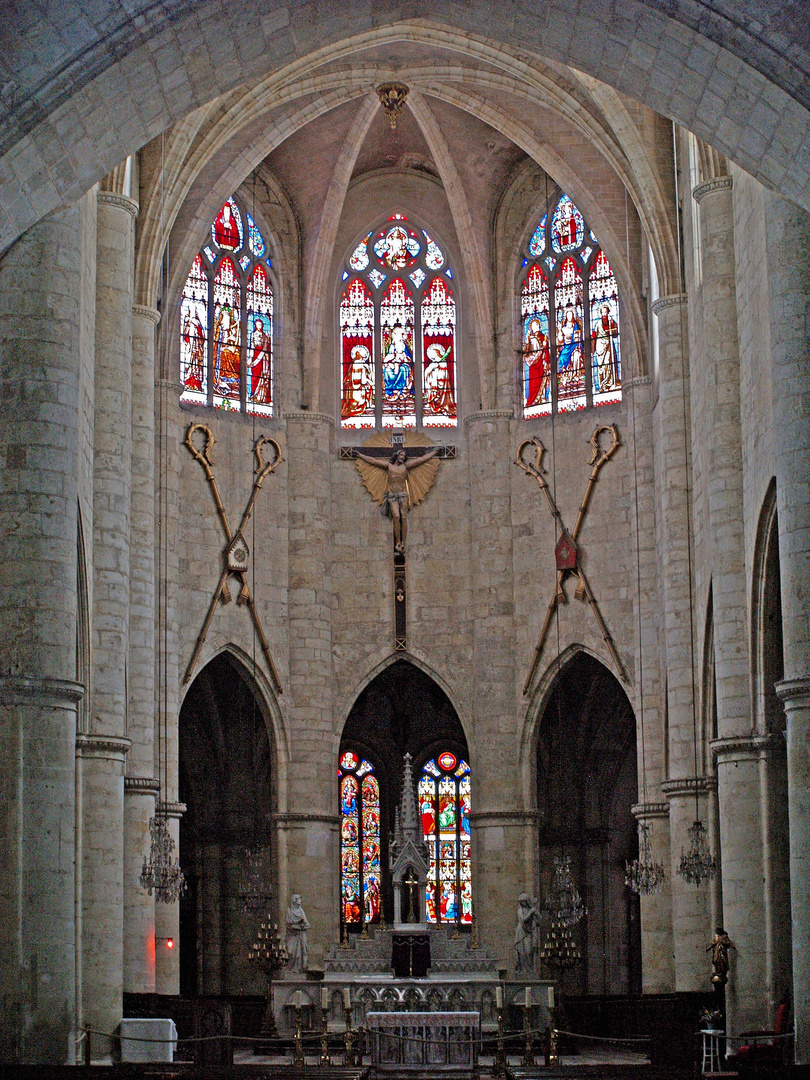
<box><xmin>76</xmin><ymin>733</ymin><xmax>131</xmax><ymax>761</ymax></box>
<box><xmin>711</xmin><ymin>733</ymin><xmax>774</xmax><ymax>762</ymax></box>
<box><xmin>157</xmin><ymin>377</ymin><xmax>185</xmax><ymax>395</ymax></box>
<box><xmin>0</xmin><ymin>675</ymin><xmax>84</xmax><ymax>704</ymax></box>
<box><xmin>468</xmin><ymin>809</ymin><xmax>540</xmax><ymax>825</ymax></box>
<box><xmin>651</xmin><ymin>293</ymin><xmax>687</xmax><ymax>315</ymax></box>
<box><xmin>272</xmin><ymin>812</ymin><xmax>340</xmax><ymax>827</ymax></box>
<box><xmin>692</xmin><ymin>176</ymin><xmax>733</xmax><ymax>204</ymax></box>
<box><xmin>132</xmin><ymin>304</ymin><xmax>160</xmax><ymax>326</ymax></box>
<box><xmin>124</xmin><ymin>775</ymin><xmax>161</xmax><ymax>795</ymax></box>
<box><xmin>464</xmin><ymin>409</ymin><xmax>513</xmax><ymax>426</ymax></box>
<box><xmin>96</xmin><ymin>191</ymin><xmax>139</xmax><ymax>219</ymax></box>
<box><xmin>627</xmin><ymin>375</ymin><xmax>652</xmax><ymax>389</ymax></box>
<box><xmin>158</xmin><ymin>800</ymin><xmax>187</xmax><ymax>820</ymax></box>
<box><xmin>284</xmin><ymin>410</ymin><xmax>334</xmax><ymax>426</ymax></box>
<box><xmin>776</xmin><ymin>677</ymin><xmax>810</xmax><ymax>708</ymax></box>
<box><xmin>631</xmin><ymin>801</ymin><xmax>669</xmax><ymax>820</ymax></box>
<box><xmin>660</xmin><ymin>775</ymin><xmax>717</xmax><ymax>798</ymax></box>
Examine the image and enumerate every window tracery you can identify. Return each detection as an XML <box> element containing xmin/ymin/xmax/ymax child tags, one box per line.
<box><xmin>340</xmin><ymin>214</ymin><xmax>457</xmax><ymax>429</ymax></box>
<box><xmin>521</xmin><ymin>193</ymin><xmax>621</xmax><ymax>417</ymax></box>
<box><xmin>180</xmin><ymin>196</ymin><xmax>274</xmax><ymax>414</ymax></box>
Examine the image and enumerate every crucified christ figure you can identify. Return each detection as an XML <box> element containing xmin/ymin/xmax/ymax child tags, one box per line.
<box><xmin>355</xmin><ymin>446</ymin><xmax>438</xmax><ymax>553</ymax></box>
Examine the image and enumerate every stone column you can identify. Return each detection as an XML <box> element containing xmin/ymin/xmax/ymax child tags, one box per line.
<box><xmin>0</xmin><ymin>205</ymin><xmax>87</xmax><ymax>1062</ymax></box>
<box><xmin>281</xmin><ymin>412</ymin><xmax>339</xmax><ymax>964</ymax></box>
<box><xmin>79</xmin><ymin>190</ymin><xmax>137</xmax><ymax>1054</ymax></box>
<box><xmin>652</xmin><ymin>294</ymin><xmax>712</xmax><ymax>990</ymax></box>
<box><xmin>154</xmin><ymin>801</ymin><xmax>186</xmax><ymax>995</ymax></box>
<box><xmin>124</xmin><ymin>305</ymin><xmax>161</xmax><ymax>993</ymax></box>
<box><xmin>466</xmin><ymin>410</ymin><xmax>531</xmax><ymax>971</ymax></box>
<box><xmin>694</xmin><ymin>174</ymin><xmax>767</xmax><ymax>1033</ymax></box>
<box><xmin>765</xmin><ymin>192</ymin><xmax>810</xmax><ymax>1063</ymax></box>
<box><xmin>627</xmin><ymin>373</ymin><xmax>674</xmax><ymax>994</ymax></box>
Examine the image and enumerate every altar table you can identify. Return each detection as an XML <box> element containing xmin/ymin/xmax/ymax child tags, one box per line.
<box><xmin>365</xmin><ymin>1010</ymin><xmax>479</xmax><ymax>1074</ymax></box>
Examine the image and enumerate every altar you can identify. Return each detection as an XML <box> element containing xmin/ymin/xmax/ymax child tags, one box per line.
<box><xmin>366</xmin><ymin>1009</ymin><xmax>479</xmax><ymax>1075</ymax></box>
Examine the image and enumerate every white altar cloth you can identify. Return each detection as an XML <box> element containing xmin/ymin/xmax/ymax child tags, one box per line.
<box><xmin>120</xmin><ymin>1017</ymin><xmax>177</xmax><ymax>1062</ymax></box>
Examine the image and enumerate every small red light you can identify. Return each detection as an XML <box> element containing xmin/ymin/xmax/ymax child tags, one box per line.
<box><xmin>166</xmin><ymin>938</ymin><xmax>174</xmax><ymax>949</ymax></box>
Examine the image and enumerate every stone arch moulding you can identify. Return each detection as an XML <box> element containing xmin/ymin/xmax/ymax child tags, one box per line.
<box><xmin>179</xmin><ymin>641</ymin><xmax>290</xmax><ymax>813</ymax></box>
<box><xmin>518</xmin><ymin>642</ymin><xmax>632</xmax><ymax>812</ymax></box>
<box><xmin>332</xmin><ymin>649</ymin><xmax>468</xmax><ymax>766</ymax></box>
<box><xmin>3</xmin><ymin>7</ymin><xmax>810</xmax><ymax>252</ymax></box>
<box><xmin>750</xmin><ymin>477</ymin><xmax>780</xmax><ymax>733</ymax></box>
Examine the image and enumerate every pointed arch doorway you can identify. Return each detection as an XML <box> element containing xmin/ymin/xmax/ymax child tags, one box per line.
<box><xmin>536</xmin><ymin>652</ymin><xmax>640</xmax><ymax>995</ymax></box>
<box><xmin>339</xmin><ymin>659</ymin><xmax>472</xmax><ymax>933</ymax></box>
<box><xmin>178</xmin><ymin>652</ymin><xmax>277</xmax><ymax>997</ymax></box>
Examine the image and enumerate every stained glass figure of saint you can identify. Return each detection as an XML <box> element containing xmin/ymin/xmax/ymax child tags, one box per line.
<box><xmin>589</xmin><ymin>251</ymin><xmax>622</xmax><ymax>405</ymax></box>
<box><xmin>522</xmin><ymin>265</ymin><xmax>552</xmax><ymax>417</ymax></box>
<box><xmin>380</xmin><ymin>279</ymin><xmax>416</xmax><ymax>428</ymax></box>
<box><xmin>340</xmin><ymin>278</ymin><xmax>376</xmax><ymax>428</ymax></box>
<box><xmin>421</xmin><ymin>277</ymin><xmax>457</xmax><ymax>426</ymax></box>
<box><xmin>180</xmin><ymin>254</ymin><xmax>208</xmax><ymax>404</ymax></box>
<box><xmin>213</xmin><ymin>198</ymin><xmax>243</xmax><ymax>251</ymax></box>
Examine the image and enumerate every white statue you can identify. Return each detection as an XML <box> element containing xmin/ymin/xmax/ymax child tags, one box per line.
<box><xmin>515</xmin><ymin>893</ymin><xmax>541</xmax><ymax>973</ymax></box>
<box><xmin>286</xmin><ymin>893</ymin><xmax>310</xmax><ymax>973</ymax></box>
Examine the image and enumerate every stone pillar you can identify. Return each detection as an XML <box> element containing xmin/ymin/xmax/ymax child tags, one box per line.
<box><xmin>153</xmin><ymin>377</ymin><xmax>185</xmax><ymax>996</ymax></box>
<box><xmin>694</xmin><ymin>174</ymin><xmax>767</xmax><ymax>1032</ymax></box>
<box><xmin>466</xmin><ymin>410</ymin><xmax>531</xmax><ymax>971</ymax></box>
<box><xmin>79</xmin><ymin>190</ymin><xmax>137</xmax><ymax>1054</ymax></box>
<box><xmin>0</xmin><ymin>205</ymin><xmax>87</xmax><ymax>1062</ymax></box>
<box><xmin>627</xmin><ymin>373</ymin><xmax>674</xmax><ymax>994</ymax></box>
<box><xmin>652</xmin><ymin>294</ymin><xmax>712</xmax><ymax>990</ymax></box>
<box><xmin>281</xmin><ymin>412</ymin><xmax>339</xmax><ymax>964</ymax></box>
<box><xmin>124</xmin><ymin>305</ymin><xmax>161</xmax><ymax>993</ymax></box>
<box><xmin>765</xmin><ymin>192</ymin><xmax>810</xmax><ymax>1063</ymax></box>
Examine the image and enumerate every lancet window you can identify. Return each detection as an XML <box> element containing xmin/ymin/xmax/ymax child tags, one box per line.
<box><xmin>339</xmin><ymin>751</ymin><xmax>382</xmax><ymax>927</ymax></box>
<box><xmin>180</xmin><ymin>195</ymin><xmax>274</xmax><ymax>415</ymax></box>
<box><xmin>521</xmin><ymin>193</ymin><xmax>622</xmax><ymax>417</ymax></box>
<box><xmin>340</xmin><ymin>214</ymin><xmax>457</xmax><ymax>430</ymax></box>
<box><xmin>419</xmin><ymin>752</ymin><xmax>472</xmax><ymax>927</ymax></box>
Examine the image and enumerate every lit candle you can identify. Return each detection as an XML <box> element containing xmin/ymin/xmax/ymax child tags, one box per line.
<box><xmin>343</xmin><ymin>986</ymin><xmax>351</xmax><ymax>1010</ymax></box>
<box><xmin>547</xmin><ymin>985</ymin><xmax>555</xmax><ymax>1009</ymax></box>
<box><xmin>321</xmin><ymin>986</ymin><xmax>329</xmax><ymax>1011</ymax></box>
<box><xmin>525</xmin><ymin>987</ymin><xmax>532</xmax><ymax>1008</ymax></box>
<box><xmin>496</xmin><ymin>986</ymin><xmax>503</xmax><ymax>1010</ymax></box>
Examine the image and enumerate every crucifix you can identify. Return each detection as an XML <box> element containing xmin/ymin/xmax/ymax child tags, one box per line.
<box><xmin>340</xmin><ymin>431</ymin><xmax>456</xmax><ymax>651</ymax></box>
<box><xmin>183</xmin><ymin>423</ymin><xmax>283</xmax><ymax>693</ymax></box>
<box><xmin>515</xmin><ymin>424</ymin><xmax>628</xmax><ymax>692</ymax></box>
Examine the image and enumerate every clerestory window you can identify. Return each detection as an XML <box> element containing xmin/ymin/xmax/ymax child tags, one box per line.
<box><xmin>521</xmin><ymin>193</ymin><xmax>622</xmax><ymax>417</ymax></box>
<box><xmin>340</xmin><ymin>214</ymin><xmax>458</xmax><ymax>430</ymax></box>
<box><xmin>180</xmin><ymin>195</ymin><xmax>274</xmax><ymax>415</ymax></box>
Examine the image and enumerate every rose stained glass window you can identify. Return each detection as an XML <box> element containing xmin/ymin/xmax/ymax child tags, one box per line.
<box><xmin>339</xmin><ymin>214</ymin><xmax>458</xmax><ymax>429</ymax></box>
<box><xmin>419</xmin><ymin>753</ymin><xmax>472</xmax><ymax>927</ymax></box>
<box><xmin>521</xmin><ymin>192</ymin><xmax>621</xmax><ymax>416</ymax></box>
<box><xmin>180</xmin><ymin>194</ymin><xmax>274</xmax><ymax>413</ymax></box>
<box><xmin>339</xmin><ymin>753</ymin><xmax>381</xmax><ymax>927</ymax></box>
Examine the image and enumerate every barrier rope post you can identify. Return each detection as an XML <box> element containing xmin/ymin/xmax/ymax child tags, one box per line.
<box><xmin>84</xmin><ymin>1026</ymin><xmax>91</xmax><ymax>1067</ymax></box>
<box><xmin>547</xmin><ymin>1006</ymin><xmax>559</xmax><ymax>1068</ymax></box>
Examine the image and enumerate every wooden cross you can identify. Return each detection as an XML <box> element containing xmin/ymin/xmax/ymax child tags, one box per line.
<box><xmin>341</xmin><ymin>431</ymin><xmax>456</xmax><ymax>651</ymax></box>
<box><xmin>515</xmin><ymin>424</ymin><xmax>628</xmax><ymax>692</ymax></box>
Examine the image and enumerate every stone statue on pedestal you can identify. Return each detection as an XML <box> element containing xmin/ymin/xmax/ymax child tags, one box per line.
<box><xmin>286</xmin><ymin>894</ymin><xmax>310</xmax><ymax>973</ymax></box>
<box><xmin>515</xmin><ymin>893</ymin><xmax>541</xmax><ymax>973</ymax></box>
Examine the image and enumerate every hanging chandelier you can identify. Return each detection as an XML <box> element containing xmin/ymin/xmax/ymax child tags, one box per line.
<box><xmin>677</xmin><ymin>819</ymin><xmax>717</xmax><ymax>886</ymax></box>
<box><xmin>238</xmin><ymin>843</ymin><xmax>273</xmax><ymax>913</ymax></box>
<box><xmin>625</xmin><ymin>821</ymin><xmax>666</xmax><ymax>895</ymax></box>
<box><xmin>543</xmin><ymin>855</ymin><xmax>586</xmax><ymax>927</ymax></box>
<box><xmin>140</xmin><ymin>814</ymin><xmax>186</xmax><ymax>903</ymax></box>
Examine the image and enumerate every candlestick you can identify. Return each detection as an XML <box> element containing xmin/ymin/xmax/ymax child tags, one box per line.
<box><xmin>343</xmin><ymin>986</ymin><xmax>351</xmax><ymax>1010</ymax></box>
<box><xmin>321</xmin><ymin>986</ymin><xmax>329</xmax><ymax>1011</ymax></box>
<box><xmin>525</xmin><ymin>986</ymin><xmax>532</xmax><ymax>1007</ymax></box>
<box><xmin>320</xmin><ymin>1003</ymin><xmax>331</xmax><ymax>1067</ymax></box>
<box><xmin>496</xmin><ymin>985</ymin><xmax>503</xmax><ymax>1010</ymax></box>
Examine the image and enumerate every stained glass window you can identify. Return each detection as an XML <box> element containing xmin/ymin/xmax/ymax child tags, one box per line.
<box><xmin>421</xmin><ymin>277</ymin><xmax>457</xmax><ymax>427</ymax></box>
<box><xmin>419</xmin><ymin>753</ymin><xmax>472</xmax><ymax>927</ymax></box>
<box><xmin>180</xmin><ymin>194</ymin><xmax>274</xmax><ymax>413</ymax></box>
<box><xmin>340</xmin><ymin>213</ymin><xmax>458</xmax><ymax>429</ymax></box>
<box><xmin>521</xmin><ymin>192</ymin><xmax>622</xmax><ymax>416</ymax></box>
<box><xmin>339</xmin><ymin>752</ymin><xmax>381</xmax><ymax>927</ymax></box>
<box><xmin>340</xmin><ymin>278</ymin><xmax>376</xmax><ymax>429</ymax></box>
